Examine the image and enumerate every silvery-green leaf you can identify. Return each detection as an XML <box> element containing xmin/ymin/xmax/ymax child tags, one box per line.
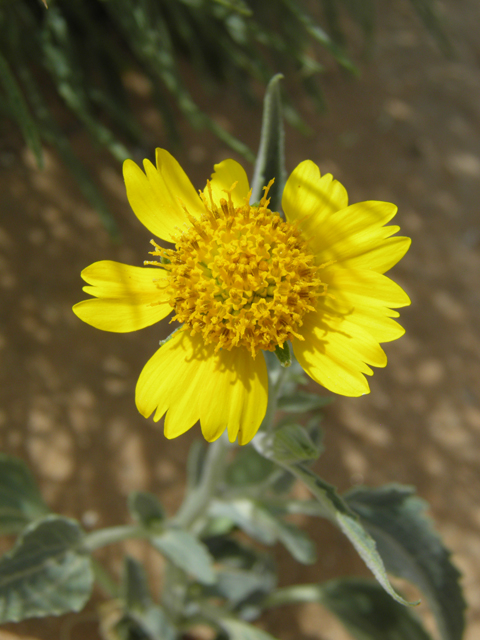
<box><xmin>254</xmin><ymin>437</ymin><xmax>414</xmax><ymax>606</ymax></box>
<box><xmin>120</xmin><ymin>557</ymin><xmax>175</xmax><ymax>640</ymax></box>
<box><xmin>209</xmin><ymin>499</ymin><xmax>277</xmax><ymax>546</ymax></box>
<box><xmin>264</xmin><ymin>578</ymin><xmax>432</xmax><ymax>640</ymax></box>
<box><xmin>0</xmin><ymin>454</ymin><xmax>49</xmax><ymax>535</ymax></box>
<box><xmin>151</xmin><ymin>529</ymin><xmax>215</xmax><ymax>585</ymax></box>
<box><xmin>321</xmin><ymin>578</ymin><xmax>432</xmax><ymax>640</ymax></box>
<box><xmin>255</xmin><ymin>425</ymin><xmax>320</xmax><ymax>464</ymax></box>
<box><xmin>219</xmin><ymin>617</ymin><xmax>280</xmax><ymax>640</ymax></box>
<box><xmin>209</xmin><ymin>499</ymin><xmax>315</xmax><ymax>564</ymax></box>
<box><xmin>115</xmin><ymin>606</ymin><xmax>176</xmax><ymax>640</ymax></box>
<box><xmin>278</xmin><ymin>391</ymin><xmax>332</xmax><ymax>414</ymax></box>
<box><xmin>132</xmin><ymin>605</ymin><xmax>176</xmax><ymax>640</ymax></box>
<box><xmin>226</xmin><ymin>447</ymin><xmax>276</xmax><ymax>487</ymax></box>
<box><xmin>269</xmin><ymin>469</ymin><xmax>296</xmax><ymax>495</ymax></box>
<box><xmin>123</xmin><ymin>556</ymin><xmax>152</xmax><ymax>611</ymax></box>
<box><xmin>263</xmin><ymin>498</ymin><xmax>326</xmax><ymax>518</ymax></box>
<box><xmin>216</xmin><ymin>568</ymin><xmax>276</xmax><ymax>608</ymax></box>
<box><xmin>203</xmin><ymin>533</ymin><xmax>272</xmax><ymax>571</ymax></box>
<box><xmin>0</xmin><ymin>516</ymin><xmax>93</xmax><ymax>622</ymax></box>
<box><xmin>203</xmin><ymin>535</ymin><xmax>277</xmax><ymax>616</ymax></box>
<box><xmin>128</xmin><ymin>492</ymin><xmax>165</xmax><ymax>527</ymax></box>
<box><xmin>267</xmin><ymin>517</ymin><xmax>316</xmax><ymax>565</ymax></box>
<box><xmin>346</xmin><ymin>485</ymin><xmax>466</xmax><ymax>640</ymax></box>
<box><xmin>250</xmin><ymin>74</ymin><xmax>286</xmax><ymax>212</ymax></box>
<box><xmin>293</xmin><ymin>465</ymin><xmax>415</xmax><ymax>606</ymax></box>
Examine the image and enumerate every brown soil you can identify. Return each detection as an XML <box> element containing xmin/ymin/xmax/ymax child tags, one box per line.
<box><xmin>1</xmin><ymin>1</ymin><xmax>480</xmax><ymax>639</ymax></box>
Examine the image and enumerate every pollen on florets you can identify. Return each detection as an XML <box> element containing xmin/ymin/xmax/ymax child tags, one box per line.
<box><xmin>146</xmin><ymin>181</ymin><xmax>325</xmax><ymax>356</ymax></box>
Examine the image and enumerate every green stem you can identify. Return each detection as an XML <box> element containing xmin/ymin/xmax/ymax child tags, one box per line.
<box><xmin>83</xmin><ymin>524</ymin><xmax>149</xmax><ymax>552</ymax></box>
<box><xmin>174</xmin><ymin>432</ymin><xmax>233</xmax><ymax>530</ymax></box>
<box><xmin>262</xmin><ymin>364</ymin><xmax>288</xmax><ymax>433</ymax></box>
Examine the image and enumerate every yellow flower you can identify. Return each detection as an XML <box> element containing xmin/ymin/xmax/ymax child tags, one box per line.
<box><xmin>73</xmin><ymin>149</ymin><xmax>410</xmax><ymax>445</ymax></box>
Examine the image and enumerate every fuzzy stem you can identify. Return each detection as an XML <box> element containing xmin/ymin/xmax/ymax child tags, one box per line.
<box><xmin>83</xmin><ymin>524</ymin><xmax>149</xmax><ymax>552</ymax></box>
<box><xmin>174</xmin><ymin>432</ymin><xmax>233</xmax><ymax>530</ymax></box>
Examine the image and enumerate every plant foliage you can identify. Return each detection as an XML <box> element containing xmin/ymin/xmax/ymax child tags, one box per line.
<box><xmin>0</xmin><ymin>0</ymin><xmax>449</xmax><ymax>228</ymax></box>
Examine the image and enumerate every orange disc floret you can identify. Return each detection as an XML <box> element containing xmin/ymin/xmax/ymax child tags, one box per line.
<box><xmin>147</xmin><ymin>182</ymin><xmax>324</xmax><ymax>356</ymax></box>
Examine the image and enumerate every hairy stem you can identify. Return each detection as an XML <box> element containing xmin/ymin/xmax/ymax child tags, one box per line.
<box><xmin>174</xmin><ymin>432</ymin><xmax>233</xmax><ymax>530</ymax></box>
<box><xmin>83</xmin><ymin>524</ymin><xmax>149</xmax><ymax>552</ymax></box>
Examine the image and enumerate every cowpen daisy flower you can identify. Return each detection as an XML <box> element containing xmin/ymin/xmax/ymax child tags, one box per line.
<box><xmin>73</xmin><ymin>149</ymin><xmax>410</xmax><ymax>445</ymax></box>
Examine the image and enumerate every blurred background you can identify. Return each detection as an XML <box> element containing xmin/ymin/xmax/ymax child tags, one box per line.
<box><xmin>1</xmin><ymin>0</ymin><xmax>480</xmax><ymax>638</ymax></box>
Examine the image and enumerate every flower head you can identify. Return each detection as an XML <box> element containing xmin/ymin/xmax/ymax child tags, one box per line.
<box><xmin>74</xmin><ymin>149</ymin><xmax>410</xmax><ymax>444</ymax></box>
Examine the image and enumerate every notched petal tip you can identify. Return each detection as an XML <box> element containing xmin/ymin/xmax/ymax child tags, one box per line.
<box><xmin>123</xmin><ymin>148</ymin><xmax>204</xmax><ymax>242</ymax></box>
<box><xmin>283</xmin><ymin>159</ymin><xmax>348</xmax><ymax>227</ymax></box>
<box><xmin>205</xmin><ymin>159</ymin><xmax>251</xmax><ymax>210</ymax></box>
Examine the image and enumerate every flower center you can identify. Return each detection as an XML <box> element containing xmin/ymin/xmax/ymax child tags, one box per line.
<box><xmin>147</xmin><ymin>181</ymin><xmax>324</xmax><ymax>356</ymax></box>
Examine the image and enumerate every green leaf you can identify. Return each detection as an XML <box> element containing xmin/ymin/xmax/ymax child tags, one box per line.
<box><xmin>219</xmin><ymin>617</ymin><xmax>280</xmax><ymax>640</ymax></box>
<box><xmin>296</xmin><ymin>466</ymin><xmax>416</xmax><ymax>606</ymax></box>
<box><xmin>209</xmin><ymin>499</ymin><xmax>277</xmax><ymax>546</ymax></box>
<box><xmin>262</xmin><ymin>498</ymin><xmax>329</xmax><ymax>518</ymax></box>
<box><xmin>267</xmin><ymin>516</ymin><xmax>316</xmax><ymax>565</ymax></box>
<box><xmin>203</xmin><ymin>535</ymin><xmax>277</xmax><ymax>615</ymax></box>
<box><xmin>346</xmin><ymin>485</ymin><xmax>466</xmax><ymax>640</ymax></box>
<box><xmin>226</xmin><ymin>446</ymin><xmax>276</xmax><ymax>487</ymax></box>
<box><xmin>120</xmin><ymin>556</ymin><xmax>175</xmax><ymax>640</ymax></box>
<box><xmin>151</xmin><ymin>529</ymin><xmax>215</xmax><ymax>585</ymax></box>
<box><xmin>264</xmin><ymin>578</ymin><xmax>432</xmax><ymax>640</ymax></box>
<box><xmin>201</xmin><ymin>535</ymin><xmax>277</xmax><ymax>611</ymax></box>
<box><xmin>274</xmin><ymin>342</ymin><xmax>291</xmax><ymax>367</ymax></box>
<box><xmin>321</xmin><ymin>579</ymin><xmax>432</xmax><ymax>640</ymax></box>
<box><xmin>255</xmin><ymin>435</ymin><xmax>415</xmax><ymax>606</ymax></box>
<box><xmin>212</xmin><ymin>0</ymin><xmax>253</xmax><ymax>16</ymax></box>
<box><xmin>128</xmin><ymin>492</ymin><xmax>165</xmax><ymax>527</ymax></box>
<box><xmin>216</xmin><ymin>568</ymin><xmax>276</xmax><ymax>608</ymax></box>
<box><xmin>278</xmin><ymin>391</ymin><xmax>332</xmax><ymax>413</ymax></box>
<box><xmin>209</xmin><ymin>498</ymin><xmax>316</xmax><ymax>564</ymax></box>
<box><xmin>0</xmin><ymin>516</ymin><xmax>93</xmax><ymax>622</ymax></box>
<box><xmin>129</xmin><ymin>606</ymin><xmax>176</xmax><ymax>640</ymax></box>
<box><xmin>0</xmin><ymin>453</ymin><xmax>49</xmax><ymax>534</ymax></box>
<box><xmin>250</xmin><ymin>73</ymin><xmax>286</xmax><ymax>212</ymax></box>
<box><xmin>123</xmin><ymin>556</ymin><xmax>152</xmax><ymax>611</ymax></box>
<box><xmin>115</xmin><ymin>607</ymin><xmax>176</xmax><ymax>640</ymax></box>
<box><xmin>256</xmin><ymin>425</ymin><xmax>320</xmax><ymax>464</ymax></box>
<box><xmin>0</xmin><ymin>51</ymin><xmax>43</xmax><ymax>168</ymax></box>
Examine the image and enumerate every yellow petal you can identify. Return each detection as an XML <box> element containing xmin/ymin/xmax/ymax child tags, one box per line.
<box><xmin>336</xmin><ymin>236</ymin><xmax>411</xmax><ymax>274</ymax></box>
<box><xmin>342</xmin><ymin>309</ymin><xmax>406</xmax><ymax>343</ymax></box>
<box><xmin>282</xmin><ymin>160</ymin><xmax>348</xmax><ymax>228</ymax></box>
<box><xmin>322</xmin><ymin>268</ymin><xmax>411</xmax><ymax>313</ymax></box>
<box><xmin>319</xmin><ymin>268</ymin><xmax>408</xmax><ymax>341</ymax></box>
<box><xmin>73</xmin><ymin>261</ymin><xmax>172</xmax><ymax>332</ymax></box>
<box><xmin>294</xmin><ymin>310</ymin><xmax>383</xmax><ymax>397</ymax></box>
<box><xmin>205</xmin><ymin>159</ymin><xmax>250</xmax><ymax>209</ymax></box>
<box><xmin>123</xmin><ymin>149</ymin><xmax>204</xmax><ymax>242</ymax></box>
<box><xmin>199</xmin><ymin>348</ymin><xmax>268</xmax><ymax>444</ymax></box>
<box><xmin>306</xmin><ymin>200</ymin><xmax>399</xmax><ymax>258</ymax></box>
<box><xmin>136</xmin><ymin>331</ymin><xmax>268</xmax><ymax>444</ymax></box>
<box><xmin>136</xmin><ymin>330</ymin><xmax>204</xmax><ymax>437</ymax></box>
